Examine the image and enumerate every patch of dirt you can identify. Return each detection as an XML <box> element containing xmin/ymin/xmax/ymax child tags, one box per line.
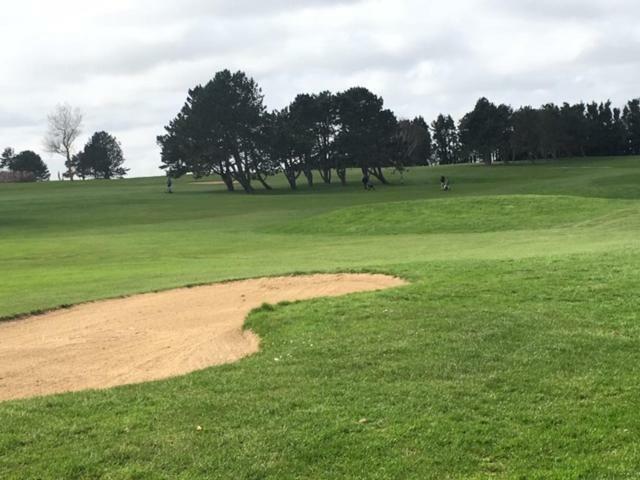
<box><xmin>0</xmin><ymin>274</ymin><xmax>406</xmax><ymax>401</ymax></box>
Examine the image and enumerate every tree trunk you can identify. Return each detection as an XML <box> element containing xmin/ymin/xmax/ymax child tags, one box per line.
<box><xmin>318</xmin><ymin>168</ymin><xmax>332</xmax><ymax>184</ymax></box>
<box><xmin>231</xmin><ymin>151</ymin><xmax>254</xmax><ymax>193</ymax></box>
<box><xmin>370</xmin><ymin>167</ymin><xmax>389</xmax><ymax>184</ymax></box>
<box><xmin>235</xmin><ymin>175</ymin><xmax>254</xmax><ymax>193</ymax></box>
<box><xmin>65</xmin><ymin>151</ymin><xmax>75</xmax><ymax>181</ymax></box>
<box><xmin>256</xmin><ymin>172</ymin><xmax>272</xmax><ymax>190</ymax></box>
<box><xmin>337</xmin><ymin>168</ymin><xmax>347</xmax><ymax>185</ymax></box>
<box><xmin>231</xmin><ymin>167</ymin><xmax>253</xmax><ymax>193</ymax></box>
<box><xmin>220</xmin><ymin>172</ymin><xmax>235</xmax><ymax>191</ymax></box>
<box><xmin>285</xmin><ymin>171</ymin><xmax>297</xmax><ymax>190</ymax></box>
<box><xmin>303</xmin><ymin>169</ymin><xmax>313</xmax><ymax>187</ymax></box>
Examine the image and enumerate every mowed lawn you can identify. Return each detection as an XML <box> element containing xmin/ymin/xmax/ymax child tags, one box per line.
<box><xmin>1</xmin><ymin>157</ymin><xmax>640</xmax><ymax>478</ymax></box>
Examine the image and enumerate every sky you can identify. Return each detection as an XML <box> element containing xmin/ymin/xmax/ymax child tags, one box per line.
<box><xmin>1</xmin><ymin>0</ymin><xmax>639</xmax><ymax>177</ymax></box>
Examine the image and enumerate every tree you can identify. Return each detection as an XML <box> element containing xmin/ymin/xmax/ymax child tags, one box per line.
<box><xmin>309</xmin><ymin>91</ymin><xmax>338</xmax><ymax>184</ymax></box>
<box><xmin>334</xmin><ymin>87</ymin><xmax>398</xmax><ymax>184</ymax></box>
<box><xmin>623</xmin><ymin>99</ymin><xmax>640</xmax><ymax>154</ymax></box>
<box><xmin>458</xmin><ymin>98</ymin><xmax>511</xmax><ymax>164</ymax></box>
<box><xmin>611</xmin><ymin>107</ymin><xmax>628</xmax><ymax>155</ymax></box>
<box><xmin>510</xmin><ymin>106</ymin><xmax>541</xmax><ymax>161</ymax></box>
<box><xmin>495</xmin><ymin>104</ymin><xmax>514</xmax><ymax>162</ymax></box>
<box><xmin>44</xmin><ymin>104</ymin><xmax>83</xmax><ymax>180</ymax></box>
<box><xmin>538</xmin><ymin>104</ymin><xmax>561</xmax><ymax>159</ymax></box>
<box><xmin>398</xmin><ymin>117</ymin><xmax>432</xmax><ymax>166</ymax></box>
<box><xmin>264</xmin><ymin>108</ymin><xmax>300</xmax><ymax>190</ymax></box>
<box><xmin>1</xmin><ymin>147</ymin><xmax>15</xmax><ymax>168</ymax></box>
<box><xmin>158</xmin><ymin>70</ymin><xmax>267</xmax><ymax>193</ymax></box>
<box><xmin>431</xmin><ymin>114</ymin><xmax>459</xmax><ymax>164</ymax></box>
<box><xmin>2</xmin><ymin>150</ymin><xmax>50</xmax><ymax>181</ymax></box>
<box><xmin>288</xmin><ymin>93</ymin><xmax>331</xmax><ymax>188</ymax></box>
<box><xmin>584</xmin><ymin>101</ymin><xmax>626</xmax><ymax>156</ymax></box>
<box><xmin>75</xmin><ymin>131</ymin><xmax>128</xmax><ymax>179</ymax></box>
<box><xmin>558</xmin><ymin>103</ymin><xmax>587</xmax><ymax>157</ymax></box>
<box><xmin>266</xmin><ymin>92</ymin><xmax>340</xmax><ymax>190</ymax></box>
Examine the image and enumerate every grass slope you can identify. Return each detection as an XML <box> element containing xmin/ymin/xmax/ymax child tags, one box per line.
<box><xmin>1</xmin><ymin>157</ymin><xmax>640</xmax><ymax>478</ymax></box>
<box><xmin>274</xmin><ymin>195</ymin><xmax>636</xmax><ymax>235</ymax></box>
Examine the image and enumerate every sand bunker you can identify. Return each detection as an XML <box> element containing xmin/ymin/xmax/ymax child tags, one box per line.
<box><xmin>0</xmin><ymin>274</ymin><xmax>405</xmax><ymax>401</ymax></box>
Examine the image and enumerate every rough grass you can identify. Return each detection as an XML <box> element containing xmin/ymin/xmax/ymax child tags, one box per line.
<box><xmin>1</xmin><ymin>157</ymin><xmax>640</xmax><ymax>478</ymax></box>
<box><xmin>273</xmin><ymin>195</ymin><xmax>636</xmax><ymax>235</ymax></box>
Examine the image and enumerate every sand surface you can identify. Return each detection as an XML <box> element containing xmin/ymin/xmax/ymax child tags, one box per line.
<box><xmin>0</xmin><ymin>274</ymin><xmax>405</xmax><ymax>401</ymax></box>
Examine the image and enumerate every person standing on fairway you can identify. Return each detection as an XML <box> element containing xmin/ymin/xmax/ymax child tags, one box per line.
<box><xmin>166</xmin><ymin>176</ymin><xmax>173</xmax><ymax>194</ymax></box>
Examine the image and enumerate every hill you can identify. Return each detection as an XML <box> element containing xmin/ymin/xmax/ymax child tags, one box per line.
<box><xmin>1</xmin><ymin>157</ymin><xmax>639</xmax><ymax>478</ymax></box>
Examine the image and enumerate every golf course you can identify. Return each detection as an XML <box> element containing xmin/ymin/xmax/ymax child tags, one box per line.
<box><xmin>1</xmin><ymin>157</ymin><xmax>639</xmax><ymax>478</ymax></box>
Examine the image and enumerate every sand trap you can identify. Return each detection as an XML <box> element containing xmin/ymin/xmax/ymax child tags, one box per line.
<box><xmin>0</xmin><ymin>274</ymin><xmax>405</xmax><ymax>401</ymax></box>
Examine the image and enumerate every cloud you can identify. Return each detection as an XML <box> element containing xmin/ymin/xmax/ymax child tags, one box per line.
<box><xmin>484</xmin><ymin>0</ymin><xmax>605</xmax><ymax>19</ymax></box>
<box><xmin>2</xmin><ymin>0</ymin><xmax>640</xmax><ymax>176</ymax></box>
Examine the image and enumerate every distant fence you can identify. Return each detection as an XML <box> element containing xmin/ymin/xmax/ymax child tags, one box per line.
<box><xmin>0</xmin><ymin>171</ymin><xmax>36</xmax><ymax>183</ymax></box>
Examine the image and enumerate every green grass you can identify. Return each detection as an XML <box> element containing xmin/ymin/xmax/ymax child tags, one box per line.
<box><xmin>1</xmin><ymin>157</ymin><xmax>640</xmax><ymax>478</ymax></box>
<box><xmin>274</xmin><ymin>195</ymin><xmax>637</xmax><ymax>235</ymax></box>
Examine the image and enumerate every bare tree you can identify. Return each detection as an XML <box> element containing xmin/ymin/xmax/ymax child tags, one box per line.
<box><xmin>44</xmin><ymin>104</ymin><xmax>83</xmax><ymax>180</ymax></box>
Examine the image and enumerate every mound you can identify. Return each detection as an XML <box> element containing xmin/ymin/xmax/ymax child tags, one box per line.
<box><xmin>274</xmin><ymin>195</ymin><xmax>627</xmax><ymax>235</ymax></box>
<box><xmin>0</xmin><ymin>274</ymin><xmax>405</xmax><ymax>401</ymax></box>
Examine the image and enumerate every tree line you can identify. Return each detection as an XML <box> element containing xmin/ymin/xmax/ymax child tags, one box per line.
<box><xmin>4</xmin><ymin>71</ymin><xmax>639</xmax><ymax>185</ymax></box>
<box><xmin>1</xmin><ymin>104</ymin><xmax>128</xmax><ymax>182</ymax></box>
<box><xmin>158</xmin><ymin>70</ymin><xmax>424</xmax><ymax>193</ymax></box>
<box><xmin>455</xmin><ymin>97</ymin><xmax>640</xmax><ymax>164</ymax></box>
<box><xmin>159</xmin><ymin>70</ymin><xmax>640</xmax><ymax>193</ymax></box>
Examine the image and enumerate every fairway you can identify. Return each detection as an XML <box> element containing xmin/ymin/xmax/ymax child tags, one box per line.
<box><xmin>1</xmin><ymin>157</ymin><xmax>640</xmax><ymax>478</ymax></box>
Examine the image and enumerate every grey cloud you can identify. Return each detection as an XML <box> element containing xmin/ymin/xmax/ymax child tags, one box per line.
<box><xmin>19</xmin><ymin>19</ymin><xmax>276</xmax><ymax>83</ymax></box>
<box><xmin>0</xmin><ymin>111</ymin><xmax>40</xmax><ymax>129</ymax></box>
<box><xmin>576</xmin><ymin>37</ymin><xmax>640</xmax><ymax>67</ymax></box>
<box><xmin>23</xmin><ymin>14</ymin><xmax>471</xmax><ymax>94</ymax></box>
<box><xmin>115</xmin><ymin>0</ymin><xmax>364</xmax><ymax>23</ymax></box>
<box><xmin>2</xmin><ymin>0</ymin><xmax>640</xmax><ymax>177</ymax></box>
<box><xmin>483</xmin><ymin>0</ymin><xmax>628</xmax><ymax>20</ymax></box>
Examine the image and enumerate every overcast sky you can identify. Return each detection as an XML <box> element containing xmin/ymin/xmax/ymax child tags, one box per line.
<box><xmin>1</xmin><ymin>0</ymin><xmax>639</xmax><ymax>177</ymax></box>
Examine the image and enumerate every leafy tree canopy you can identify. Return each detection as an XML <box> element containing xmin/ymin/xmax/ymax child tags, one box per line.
<box><xmin>1</xmin><ymin>149</ymin><xmax>50</xmax><ymax>181</ymax></box>
<box><xmin>75</xmin><ymin>131</ymin><xmax>128</xmax><ymax>179</ymax></box>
